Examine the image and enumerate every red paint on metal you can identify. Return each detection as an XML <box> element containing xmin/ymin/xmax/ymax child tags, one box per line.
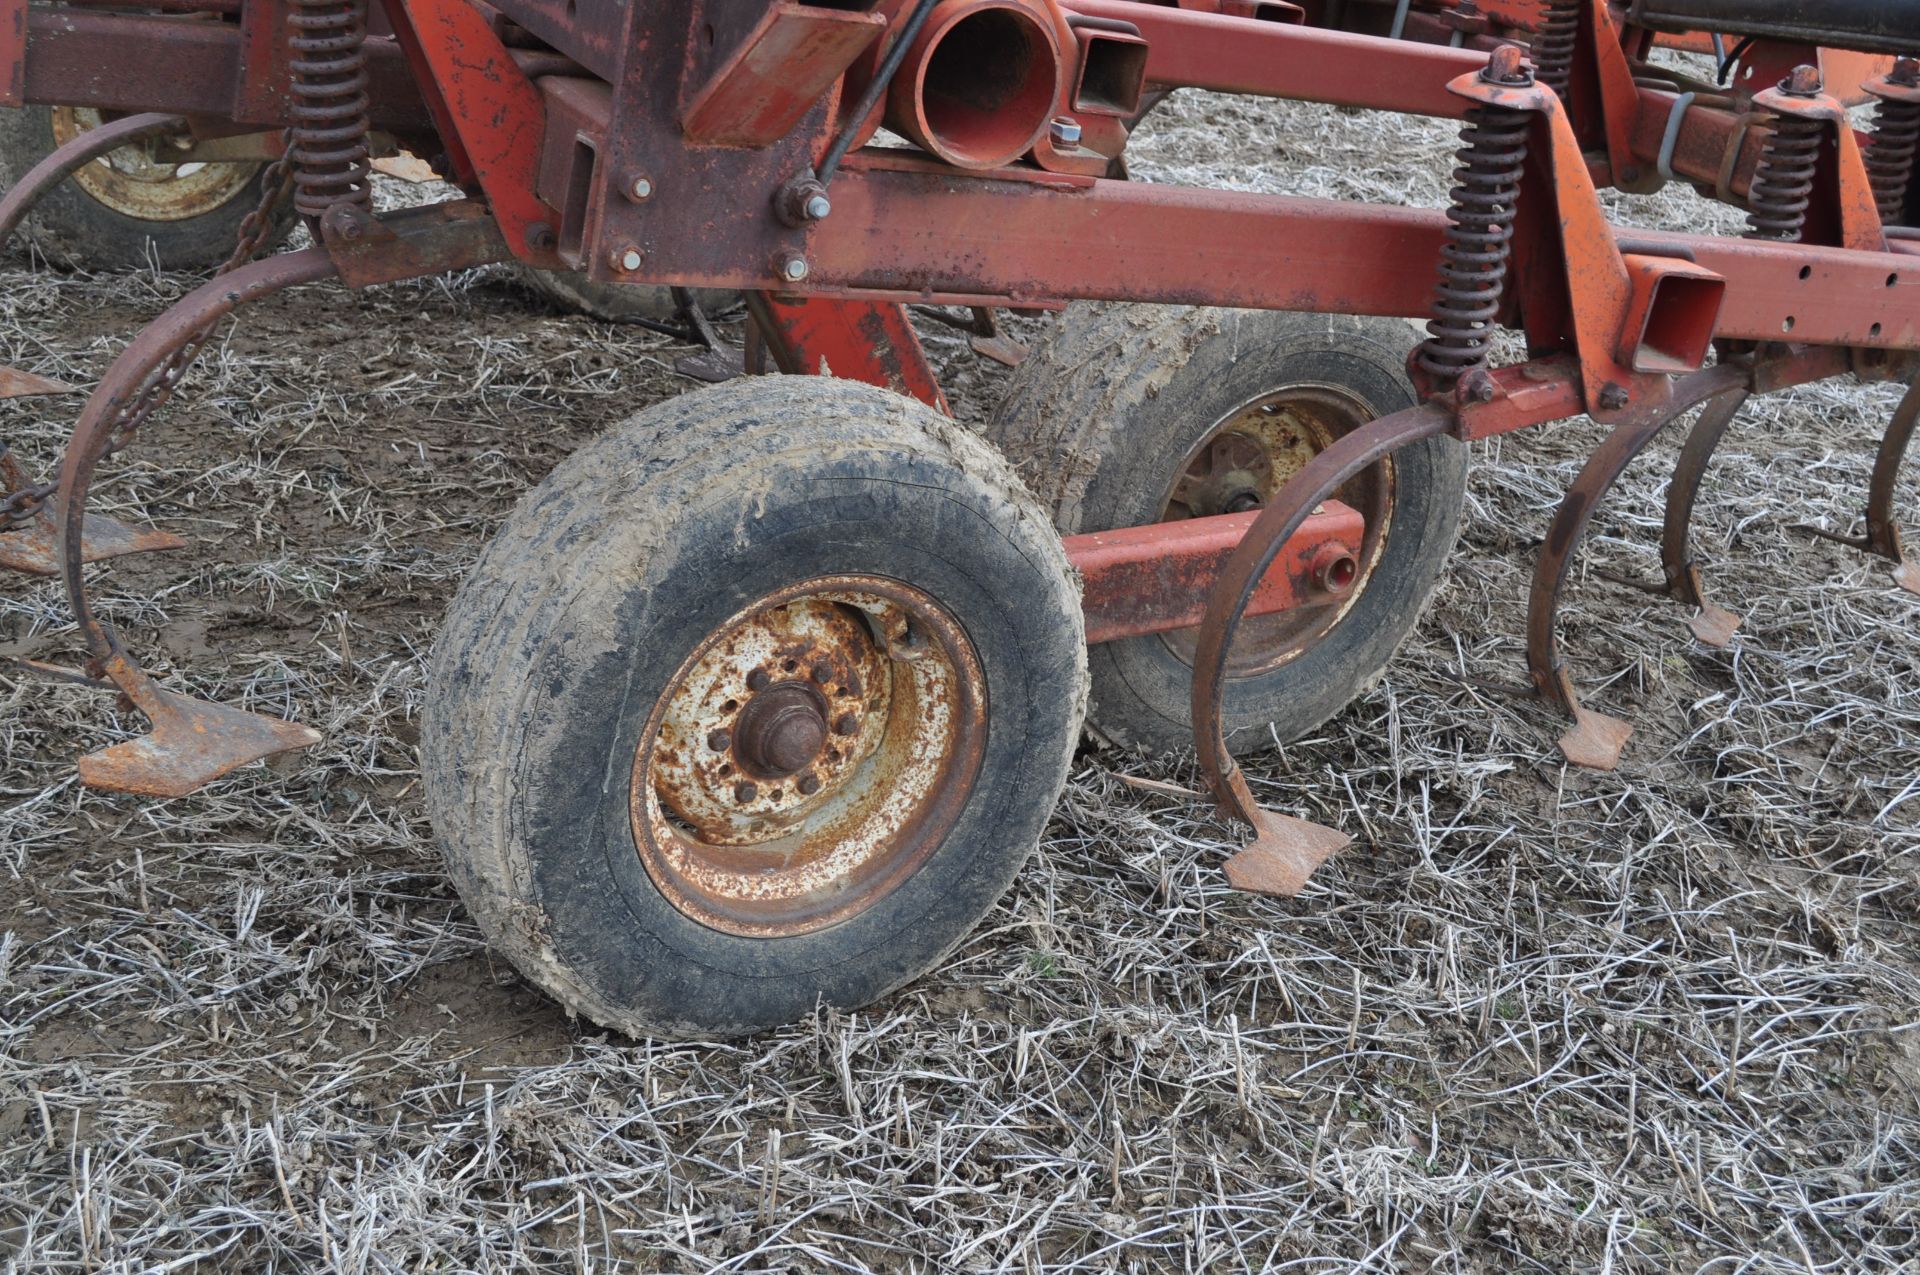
<box><xmin>0</xmin><ymin>0</ymin><xmax>24</xmax><ymax>108</ymax></box>
<box><xmin>1066</xmin><ymin>501</ymin><xmax>1364</xmax><ymax>645</ymax></box>
<box><xmin>753</xmin><ymin>295</ymin><xmax>950</xmax><ymax>412</ymax></box>
<box><xmin>391</xmin><ymin>0</ymin><xmax>558</xmax><ymax>261</ymax></box>
<box><xmin>684</xmin><ymin>2</ymin><xmax>885</xmax><ymax>148</ymax></box>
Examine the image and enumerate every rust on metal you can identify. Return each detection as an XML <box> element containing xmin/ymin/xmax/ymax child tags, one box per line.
<box><xmin>1659</xmin><ymin>389</ymin><xmax>1751</xmax><ymax>647</ymax></box>
<box><xmin>1066</xmin><ymin>501</ymin><xmax>1364</xmax><ymax>646</ymax></box>
<box><xmin>632</xmin><ymin>576</ymin><xmax>986</xmax><ymax>938</ymax></box>
<box><xmin>75</xmin><ymin>653</ymin><xmax>323</xmax><ymax>798</ymax></box>
<box><xmin>0</xmin><ymin>366</ymin><xmax>72</xmax><ymax>399</ymax></box>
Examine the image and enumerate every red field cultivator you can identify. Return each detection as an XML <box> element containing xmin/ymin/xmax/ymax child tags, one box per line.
<box><xmin>2</xmin><ymin>0</ymin><xmax>1916</xmax><ymax>1034</ymax></box>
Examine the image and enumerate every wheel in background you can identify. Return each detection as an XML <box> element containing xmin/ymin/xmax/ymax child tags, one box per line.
<box><xmin>0</xmin><ymin>106</ymin><xmax>294</xmax><ymax>271</ymax></box>
<box><xmin>985</xmin><ymin>304</ymin><xmax>1467</xmax><ymax>754</ymax></box>
<box><xmin>426</xmin><ymin>377</ymin><xmax>1087</xmax><ymax>1037</ymax></box>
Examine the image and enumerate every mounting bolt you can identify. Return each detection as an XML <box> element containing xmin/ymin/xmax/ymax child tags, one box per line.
<box><xmin>1782</xmin><ymin>64</ymin><xmax>1823</xmax><ymax>97</ymax></box>
<box><xmin>1597</xmin><ymin>382</ymin><xmax>1630</xmax><ymax>410</ymax></box>
<box><xmin>1893</xmin><ymin>57</ymin><xmax>1920</xmax><ymax>89</ymax></box>
<box><xmin>782</xmin><ymin>255</ymin><xmax>810</xmax><ymax>282</ymax></box>
<box><xmin>733</xmin><ymin>781</ymin><xmax>758</xmax><ymax>803</ymax></box>
<box><xmin>1456</xmin><ymin>367</ymin><xmax>1497</xmax><ymax>405</ymax></box>
<box><xmin>833</xmin><ymin>712</ymin><xmax>859</xmax><ymax>736</ymax></box>
<box><xmin>707</xmin><ymin>729</ymin><xmax>731</xmax><ymax>751</ymax></box>
<box><xmin>747</xmin><ymin>668</ymin><xmax>772</xmax><ymax>692</ymax></box>
<box><xmin>625</xmin><ymin>173</ymin><xmax>654</xmax><ymax>203</ymax></box>
<box><xmin>774</xmin><ymin>176</ymin><xmax>832</xmax><ymax>227</ymax></box>
<box><xmin>1481</xmin><ymin>44</ymin><xmax>1535</xmax><ymax>87</ymax></box>
<box><xmin>797</xmin><ymin>772</ymin><xmax>821</xmax><ymax>796</ymax></box>
<box><xmin>612</xmin><ymin>244</ymin><xmax>645</xmax><ymax>273</ymax></box>
<box><xmin>526</xmin><ymin>222</ymin><xmax>557</xmax><ymax>252</ymax></box>
<box><xmin>1049</xmin><ymin>116</ymin><xmax>1082</xmax><ymax>147</ymax></box>
<box><xmin>811</xmin><ymin>662</ymin><xmax>833</xmax><ymax>683</ymax></box>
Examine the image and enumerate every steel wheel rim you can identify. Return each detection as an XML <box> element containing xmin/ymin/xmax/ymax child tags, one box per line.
<box><xmin>631</xmin><ymin>575</ymin><xmax>987</xmax><ymax>938</ymax></box>
<box><xmin>50</xmin><ymin>107</ymin><xmax>260</xmax><ymax>223</ymax></box>
<box><xmin>1157</xmin><ymin>384</ymin><xmax>1396</xmax><ymax>677</ymax></box>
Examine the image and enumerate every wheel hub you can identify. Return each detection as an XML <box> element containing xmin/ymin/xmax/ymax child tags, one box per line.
<box><xmin>734</xmin><ymin>683</ymin><xmax>829</xmax><ymax>778</ymax></box>
<box><xmin>634</xmin><ymin>577</ymin><xmax>986</xmax><ymax>937</ymax></box>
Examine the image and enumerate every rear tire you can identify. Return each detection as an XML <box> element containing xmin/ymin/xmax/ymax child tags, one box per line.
<box><xmin>985</xmin><ymin>304</ymin><xmax>1467</xmax><ymax>755</ymax></box>
<box><xmin>0</xmin><ymin>106</ymin><xmax>293</xmax><ymax>271</ymax></box>
<box><xmin>426</xmin><ymin>377</ymin><xmax>1087</xmax><ymax>1038</ymax></box>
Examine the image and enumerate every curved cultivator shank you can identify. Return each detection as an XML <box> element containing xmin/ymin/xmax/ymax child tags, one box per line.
<box><xmin>2</xmin><ymin>0</ymin><xmax>1920</xmax><ymax>1025</ymax></box>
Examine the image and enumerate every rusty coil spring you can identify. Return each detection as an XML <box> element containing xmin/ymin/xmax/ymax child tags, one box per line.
<box><xmin>1744</xmin><ymin>110</ymin><xmax>1822</xmax><ymax>240</ymax></box>
<box><xmin>288</xmin><ymin>0</ymin><xmax>372</xmax><ymax>221</ymax></box>
<box><xmin>1868</xmin><ymin>94</ymin><xmax>1920</xmax><ymax>223</ymax></box>
<box><xmin>1417</xmin><ymin>103</ymin><xmax>1531</xmax><ymax>387</ymax></box>
<box><xmin>1531</xmin><ymin>0</ymin><xmax>1580</xmax><ymax>100</ymax></box>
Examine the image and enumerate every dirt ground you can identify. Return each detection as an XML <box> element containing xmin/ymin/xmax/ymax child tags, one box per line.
<box><xmin>2</xmin><ymin>92</ymin><xmax>1918</xmax><ymax>1272</ymax></box>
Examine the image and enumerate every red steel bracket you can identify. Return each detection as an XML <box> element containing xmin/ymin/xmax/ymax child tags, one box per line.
<box><xmin>749</xmin><ymin>294</ymin><xmax>949</xmax><ymax>412</ymax></box>
<box><xmin>389</xmin><ymin>0</ymin><xmax>562</xmax><ymax>264</ymax></box>
<box><xmin>1066</xmin><ymin>501</ymin><xmax>1364</xmax><ymax>645</ymax></box>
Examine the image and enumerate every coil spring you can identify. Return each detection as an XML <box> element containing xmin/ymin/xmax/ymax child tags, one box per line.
<box><xmin>1744</xmin><ymin>111</ymin><xmax>1822</xmax><ymax>240</ymax></box>
<box><xmin>288</xmin><ymin>0</ymin><xmax>372</xmax><ymax>221</ymax></box>
<box><xmin>1868</xmin><ymin>96</ymin><xmax>1920</xmax><ymax>223</ymax></box>
<box><xmin>1531</xmin><ymin>0</ymin><xmax>1580</xmax><ymax>100</ymax></box>
<box><xmin>1417</xmin><ymin>103</ymin><xmax>1530</xmax><ymax>386</ymax></box>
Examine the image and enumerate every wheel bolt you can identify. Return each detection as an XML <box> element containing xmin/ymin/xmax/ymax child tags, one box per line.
<box><xmin>833</xmin><ymin>712</ymin><xmax>859</xmax><ymax>736</ymax></box>
<box><xmin>797</xmin><ymin>772</ymin><xmax>820</xmax><ymax>795</ymax></box>
<box><xmin>707</xmin><ymin>729</ymin><xmax>731</xmax><ymax>751</ymax></box>
<box><xmin>811</xmin><ymin>662</ymin><xmax>833</xmax><ymax>683</ymax></box>
<box><xmin>733</xmin><ymin>781</ymin><xmax>758</xmax><ymax>803</ymax></box>
<box><xmin>747</xmin><ymin>668</ymin><xmax>771</xmax><ymax>691</ymax></box>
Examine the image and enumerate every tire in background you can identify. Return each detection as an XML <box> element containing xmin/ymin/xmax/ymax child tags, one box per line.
<box><xmin>0</xmin><ymin>106</ymin><xmax>294</xmax><ymax>271</ymax></box>
<box><xmin>985</xmin><ymin>304</ymin><xmax>1468</xmax><ymax>755</ymax></box>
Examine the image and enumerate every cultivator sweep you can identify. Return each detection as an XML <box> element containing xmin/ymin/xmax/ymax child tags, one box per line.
<box><xmin>2</xmin><ymin>0</ymin><xmax>1918</xmax><ymax>1033</ymax></box>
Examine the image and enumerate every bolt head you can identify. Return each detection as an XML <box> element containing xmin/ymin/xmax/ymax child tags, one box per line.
<box><xmin>1482</xmin><ymin>45</ymin><xmax>1534</xmax><ymax>87</ymax></box>
<box><xmin>707</xmin><ymin>729</ymin><xmax>731</xmax><ymax>752</ymax></box>
<box><xmin>733</xmin><ymin>781</ymin><xmax>759</xmax><ymax>803</ymax></box>
<box><xmin>1049</xmin><ymin>116</ymin><xmax>1082</xmax><ymax>147</ymax></box>
<box><xmin>1597</xmin><ymin>383</ymin><xmax>1630</xmax><ymax>410</ymax></box>
<box><xmin>796</xmin><ymin>772</ymin><xmax>821</xmax><ymax>796</ymax></box>
<box><xmin>804</xmin><ymin>194</ymin><xmax>832</xmax><ymax>220</ymax></box>
<box><xmin>811</xmin><ymin>662</ymin><xmax>834</xmax><ymax>684</ymax></box>
<box><xmin>612</xmin><ymin>245</ymin><xmax>644</xmax><ymax>273</ymax></box>
<box><xmin>747</xmin><ymin>668</ymin><xmax>772</xmax><ymax>692</ymax></box>
<box><xmin>1783</xmin><ymin>64</ymin><xmax>1823</xmax><ymax>96</ymax></box>
<box><xmin>783</xmin><ymin>255</ymin><xmax>809</xmax><ymax>282</ymax></box>
<box><xmin>833</xmin><ymin>712</ymin><xmax>859</xmax><ymax>737</ymax></box>
<box><xmin>630</xmin><ymin>175</ymin><xmax>653</xmax><ymax>201</ymax></box>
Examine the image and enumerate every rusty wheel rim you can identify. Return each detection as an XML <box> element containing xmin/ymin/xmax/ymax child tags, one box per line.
<box><xmin>631</xmin><ymin>576</ymin><xmax>987</xmax><ymax>938</ymax></box>
<box><xmin>1158</xmin><ymin>385</ymin><xmax>1395</xmax><ymax>677</ymax></box>
<box><xmin>50</xmin><ymin>107</ymin><xmax>260</xmax><ymax>224</ymax></box>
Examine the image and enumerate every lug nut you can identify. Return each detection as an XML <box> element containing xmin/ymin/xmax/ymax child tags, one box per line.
<box><xmin>707</xmin><ymin>729</ymin><xmax>731</xmax><ymax>751</ymax></box>
<box><xmin>797</xmin><ymin>772</ymin><xmax>821</xmax><ymax>795</ymax></box>
<box><xmin>733</xmin><ymin>781</ymin><xmax>758</xmax><ymax>803</ymax></box>
<box><xmin>811</xmin><ymin>662</ymin><xmax>833</xmax><ymax>683</ymax></box>
<box><xmin>833</xmin><ymin>712</ymin><xmax>859</xmax><ymax>736</ymax></box>
<box><xmin>747</xmin><ymin>668</ymin><xmax>771</xmax><ymax>691</ymax></box>
<box><xmin>1049</xmin><ymin>116</ymin><xmax>1081</xmax><ymax>147</ymax></box>
<box><xmin>804</xmin><ymin>194</ymin><xmax>832</xmax><ymax>220</ymax></box>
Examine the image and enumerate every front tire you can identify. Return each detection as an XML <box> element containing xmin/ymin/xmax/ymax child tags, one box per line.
<box><xmin>426</xmin><ymin>378</ymin><xmax>1087</xmax><ymax>1037</ymax></box>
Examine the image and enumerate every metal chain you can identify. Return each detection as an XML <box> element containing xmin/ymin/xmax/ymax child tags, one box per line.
<box><xmin>0</xmin><ymin>138</ymin><xmax>296</xmax><ymax>530</ymax></box>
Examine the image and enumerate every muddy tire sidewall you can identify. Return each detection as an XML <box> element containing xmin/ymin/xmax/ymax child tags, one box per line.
<box><xmin>427</xmin><ymin>380</ymin><xmax>1086</xmax><ymax>1037</ymax></box>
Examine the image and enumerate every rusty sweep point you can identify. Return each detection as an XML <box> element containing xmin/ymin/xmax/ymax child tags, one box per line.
<box><xmin>1482</xmin><ymin>45</ymin><xmax>1534</xmax><ymax>87</ymax></box>
<box><xmin>77</xmin><ymin>653</ymin><xmax>322</xmax><ymax>798</ymax></box>
<box><xmin>1222</xmin><ymin>809</ymin><xmax>1352</xmax><ymax>897</ymax></box>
